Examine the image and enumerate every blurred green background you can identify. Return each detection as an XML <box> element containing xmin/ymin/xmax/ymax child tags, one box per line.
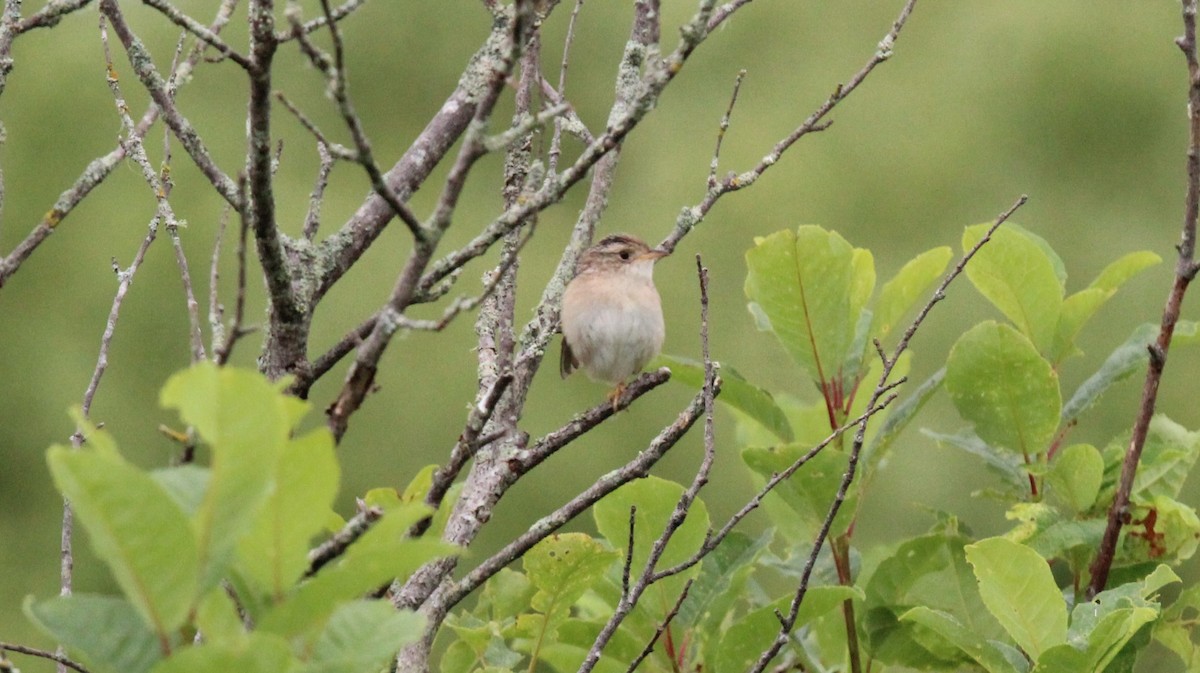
<box><xmin>2</xmin><ymin>0</ymin><xmax>1198</xmax><ymax>669</ymax></box>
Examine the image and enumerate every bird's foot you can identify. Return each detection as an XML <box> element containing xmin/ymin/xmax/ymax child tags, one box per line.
<box><xmin>607</xmin><ymin>382</ymin><xmax>627</xmax><ymax>411</ymax></box>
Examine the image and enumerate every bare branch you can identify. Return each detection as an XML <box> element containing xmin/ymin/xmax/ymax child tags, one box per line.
<box><xmin>97</xmin><ymin>0</ymin><xmax>241</xmax><ymax>207</ymax></box>
<box><xmin>277</xmin><ymin>0</ymin><xmax>368</xmax><ymax>41</ymax></box>
<box><xmin>306</xmin><ymin>504</ymin><xmax>383</xmax><ymax>577</ymax></box>
<box><xmin>435</xmin><ymin>380</ymin><xmax>715</xmax><ymax>610</ymax></box>
<box><xmin>661</xmin><ymin>0</ymin><xmax>918</xmax><ymax>254</ymax></box>
<box><xmin>215</xmin><ymin>181</ymin><xmax>252</xmax><ymax>365</ymax></box>
<box><xmin>140</xmin><ymin>0</ymin><xmax>251</xmax><ymax>68</ymax></box>
<box><xmin>0</xmin><ymin>0</ymin><xmax>238</xmax><ymax>289</ymax></box>
<box><xmin>288</xmin><ymin>0</ymin><xmax>426</xmax><ymax>241</ymax></box>
<box><xmin>0</xmin><ymin>642</ymin><xmax>90</xmax><ymax>673</ymax></box>
<box><xmin>15</xmin><ymin>0</ymin><xmax>93</xmax><ymax>33</ymax></box>
<box><xmin>1087</xmin><ymin>0</ymin><xmax>1200</xmax><ymax>598</ymax></box>
<box><xmin>708</xmin><ymin>69</ymin><xmax>746</xmax><ymax>191</ymax></box>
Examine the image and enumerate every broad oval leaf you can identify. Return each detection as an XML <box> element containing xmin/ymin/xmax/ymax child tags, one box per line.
<box><xmin>744</xmin><ymin>226</ymin><xmax>874</xmax><ymax>387</ymax></box>
<box><xmin>297</xmin><ymin>600</ymin><xmax>425</xmax><ymax>673</ymax></box>
<box><xmin>26</xmin><ymin>594</ymin><xmax>163</xmax><ymax>673</ymax></box>
<box><xmin>524</xmin><ymin>533</ymin><xmax>619</xmax><ymax>636</ymax></box>
<box><xmin>945</xmin><ymin>321</ymin><xmax>1061</xmax><ymax>456</ymax></box>
<box><xmin>656</xmin><ymin>354</ymin><xmax>793</xmax><ymax>441</ymax></box>
<box><xmin>160</xmin><ymin>363</ymin><xmax>308</xmax><ymax>591</ymax></box>
<box><xmin>965</xmin><ymin>538</ymin><xmax>1067</xmax><ymax>660</ymax></box>
<box><xmin>1045</xmin><ymin>444</ymin><xmax>1103</xmax><ymax>512</ymax></box>
<box><xmin>238</xmin><ymin>428</ymin><xmax>340</xmax><ymax>598</ymax></box>
<box><xmin>870</xmin><ymin>246</ymin><xmax>953</xmax><ymax>346</ymax></box>
<box><xmin>963</xmin><ymin>224</ymin><xmax>1063</xmax><ymax>353</ymax></box>
<box><xmin>150</xmin><ymin>633</ymin><xmax>295</xmax><ymax>673</ymax></box>
<box><xmin>46</xmin><ymin>445</ymin><xmax>198</xmax><ymax>635</ymax></box>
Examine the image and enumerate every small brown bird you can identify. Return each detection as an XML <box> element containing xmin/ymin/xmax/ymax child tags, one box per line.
<box><xmin>560</xmin><ymin>234</ymin><xmax>668</xmax><ymax>409</ymax></box>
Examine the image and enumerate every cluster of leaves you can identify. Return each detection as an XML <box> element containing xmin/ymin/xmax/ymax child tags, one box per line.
<box><xmin>26</xmin><ymin>364</ymin><xmax>453</xmax><ymax>673</ymax></box>
<box><xmin>441</xmin><ymin>225</ymin><xmax>1200</xmax><ymax>672</ymax></box>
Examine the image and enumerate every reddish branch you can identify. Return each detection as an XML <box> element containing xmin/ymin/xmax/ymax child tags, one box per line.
<box><xmin>1087</xmin><ymin>0</ymin><xmax>1200</xmax><ymax>599</ymax></box>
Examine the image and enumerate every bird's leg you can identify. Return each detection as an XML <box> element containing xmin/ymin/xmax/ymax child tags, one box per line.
<box><xmin>608</xmin><ymin>382</ymin><xmax>627</xmax><ymax>411</ymax></box>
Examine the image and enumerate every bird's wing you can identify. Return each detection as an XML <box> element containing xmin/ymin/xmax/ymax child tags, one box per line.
<box><xmin>560</xmin><ymin>337</ymin><xmax>578</xmax><ymax>378</ymax></box>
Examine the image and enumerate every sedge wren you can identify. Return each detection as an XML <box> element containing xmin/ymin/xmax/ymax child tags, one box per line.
<box><xmin>560</xmin><ymin>234</ymin><xmax>668</xmax><ymax>409</ymax></box>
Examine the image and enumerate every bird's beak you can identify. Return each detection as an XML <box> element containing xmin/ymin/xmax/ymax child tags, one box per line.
<box><xmin>639</xmin><ymin>248</ymin><xmax>670</xmax><ymax>262</ymax></box>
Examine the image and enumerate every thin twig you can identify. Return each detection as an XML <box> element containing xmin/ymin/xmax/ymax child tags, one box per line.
<box><xmin>0</xmin><ymin>642</ymin><xmax>90</xmax><ymax>673</ymax></box>
<box><xmin>547</xmin><ymin>0</ymin><xmax>586</xmax><ymax>177</ymax></box>
<box><xmin>215</xmin><ymin>177</ymin><xmax>251</xmax><ymax>365</ymax></box>
<box><xmin>624</xmin><ymin>578</ymin><xmax>695</xmax><ymax>673</ymax></box>
<box><xmin>622</xmin><ymin>506</ymin><xmax>637</xmax><ymax>598</ymax></box>
<box><xmin>0</xmin><ymin>0</ymin><xmax>238</xmax><ymax>289</ymax></box>
<box><xmin>97</xmin><ymin>0</ymin><xmax>241</xmax><ymax>207</ymax></box>
<box><xmin>304</xmin><ymin>143</ymin><xmax>338</xmax><ymax>241</ymax></box>
<box><xmin>436</xmin><ymin>381</ymin><xmax>716</xmax><ymax>610</ymax></box>
<box><xmin>1087</xmin><ymin>0</ymin><xmax>1200</xmax><ymax>599</ymax></box>
<box><xmin>15</xmin><ymin>0</ymin><xmax>94</xmax><ymax>33</ymax></box>
<box><xmin>747</xmin><ymin>194</ymin><xmax>1028</xmax><ymax>673</ymax></box>
<box><xmin>708</xmin><ymin>69</ymin><xmax>746</xmax><ymax>191</ymax></box>
<box><xmin>277</xmin><ymin>0</ymin><xmax>368</xmax><ymax>41</ymax></box>
<box><xmin>306</xmin><ymin>505</ymin><xmax>384</xmax><ymax>577</ymax></box>
<box><xmin>660</xmin><ymin>0</ymin><xmax>917</xmax><ymax>254</ymax></box>
<box><xmin>140</xmin><ymin>0</ymin><xmax>251</xmax><ymax>68</ymax></box>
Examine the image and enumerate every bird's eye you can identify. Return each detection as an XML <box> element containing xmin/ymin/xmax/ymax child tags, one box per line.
<box><xmin>618</xmin><ymin>250</ymin><xmax>631</xmax><ymax>260</ymax></box>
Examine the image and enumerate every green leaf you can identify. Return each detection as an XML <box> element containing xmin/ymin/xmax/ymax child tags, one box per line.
<box><xmin>524</xmin><ymin>533</ymin><xmax>619</xmax><ymax>638</ymax></box>
<box><xmin>863</xmin><ymin>530</ymin><xmax>1001</xmax><ymax>669</ymax></box>
<box><xmin>742</xmin><ymin>444</ymin><xmax>855</xmax><ymax>538</ymax></box>
<box><xmin>238</xmin><ymin>427</ymin><xmax>340</xmax><ymax>599</ymax></box>
<box><xmin>194</xmin><ymin>586</ymin><xmax>245</xmax><ymax>646</ymax></box>
<box><xmin>965</xmin><ymin>538</ymin><xmax>1067</xmax><ymax>659</ymax></box>
<box><xmin>870</xmin><ymin>246</ymin><xmax>953</xmax><ymax>346</ymax></box>
<box><xmin>539</xmin><ymin>642</ymin><xmax>626</xmax><ymax>673</ymax></box>
<box><xmin>745</xmin><ymin>226</ymin><xmax>874</xmax><ymax>387</ymax></box>
<box><xmin>151</xmin><ymin>465</ymin><xmax>210</xmax><ymax>517</ymax></box>
<box><xmin>899</xmin><ymin>607</ymin><xmax>1025</xmax><ymax>673</ymax></box>
<box><xmin>150</xmin><ymin>633</ymin><xmax>295</xmax><ymax>673</ymax></box>
<box><xmin>656</xmin><ymin>354</ymin><xmax>793</xmax><ymax>441</ymax></box>
<box><xmin>160</xmin><ymin>363</ymin><xmax>307</xmax><ymax>591</ymax></box>
<box><xmin>26</xmin><ymin>594</ymin><xmax>163</xmax><ymax>673</ymax></box>
<box><xmin>1064</xmin><ymin>321</ymin><xmax>1200</xmax><ymax>424</ymax></box>
<box><xmin>945</xmin><ymin>321</ymin><xmax>1061</xmax><ymax>456</ymax></box>
<box><xmin>1046</xmin><ymin>444</ymin><xmax>1104</xmax><ymax>512</ymax></box>
<box><xmin>1034</xmin><ymin>567</ymin><xmax>1179</xmax><ymax>673</ymax></box>
<box><xmin>297</xmin><ymin>600</ymin><xmax>424</xmax><ymax>673</ymax></box>
<box><xmin>259</xmin><ymin>502</ymin><xmax>455</xmax><ymax>638</ymax></box>
<box><xmin>1129</xmin><ymin>416</ymin><xmax>1200</xmax><ymax>501</ymax></box>
<box><xmin>593</xmin><ymin>475</ymin><xmax>709</xmax><ymax>596</ymax></box>
<box><xmin>480</xmin><ymin>567</ymin><xmax>535</xmax><ymax>621</ymax></box>
<box><xmin>1049</xmin><ymin>249</ymin><xmax>1159</xmax><ymax>363</ymax></box>
<box><xmin>46</xmin><ymin>444</ymin><xmax>198</xmax><ymax>635</ymax></box>
<box><xmin>712</xmin><ymin>589</ymin><xmax>858</xmax><ymax>673</ymax></box>
<box><xmin>963</xmin><ymin>223</ymin><xmax>1064</xmax><ymax>353</ymax></box>
<box><xmin>1153</xmin><ymin>583</ymin><xmax>1200</xmax><ymax>670</ymax></box>
<box><xmin>677</xmin><ymin>529</ymin><xmax>772</xmax><ymax>638</ymax></box>
<box><xmin>922</xmin><ymin>428</ymin><xmax>1027</xmax><ymax>493</ymax></box>
<box><xmin>1124</xmin><ymin>495</ymin><xmax>1200</xmax><ymax>564</ymax></box>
